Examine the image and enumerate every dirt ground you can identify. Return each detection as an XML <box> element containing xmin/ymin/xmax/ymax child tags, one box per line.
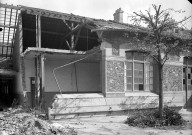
<box><xmin>53</xmin><ymin>115</ymin><xmax>192</xmax><ymax>135</ymax></box>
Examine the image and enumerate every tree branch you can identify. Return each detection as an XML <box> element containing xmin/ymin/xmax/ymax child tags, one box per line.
<box><xmin>163</xmin><ymin>16</ymin><xmax>191</xmax><ymax>29</ymax></box>
<box><xmin>162</xmin><ymin>42</ymin><xmax>181</xmax><ymax>63</ymax></box>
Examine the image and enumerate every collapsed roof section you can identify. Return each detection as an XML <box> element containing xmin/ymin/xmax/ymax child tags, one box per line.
<box><xmin>19</xmin><ymin>5</ymin><xmax>154</xmax><ymax>53</ymax></box>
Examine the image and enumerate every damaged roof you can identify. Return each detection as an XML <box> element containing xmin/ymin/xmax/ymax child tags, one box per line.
<box><xmin>19</xmin><ymin>5</ymin><xmax>149</xmax><ymax>33</ymax></box>
<box><xmin>19</xmin><ymin>4</ymin><xmax>192</xmax><ymax>40</ymax></box>
<box><xmin>0</xmin><ymin>3</ymin><xmax>191</xmax><ymax>51</ymax></box>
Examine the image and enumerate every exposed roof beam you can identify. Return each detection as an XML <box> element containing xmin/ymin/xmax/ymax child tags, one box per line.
<box><xmin>0</xmin><ymin>44</ymin><xmax>13</xmax><ymax>47</ymax></box>
<box><xmin>74</xmin><ymin>35</ymin><xmax>97</xmax><ymax>40</ymax></box>
<box><xmin>20</xmin><ymin>5</ymin><xmax>86</xmax><ymax>23</ymax></box>
<box><xmin>62</xmin><ymin>23</ymin><xmax>86</xmax><ymax>39</ymax></box>
<box><xmin>61</xmin><ymin>19</ymin><xmax>71</xmax><ymax>30</ymax></box>
<box><xmin>74</xmin><ymin>28</ymin><xmax>82</xmax><ymax>48</ymax></box>
<box><xmin>23</xmin><ymin>27</ymin><xmax>65</xmax><ymax>36</ymax></box>
<box><xmin>0</xmin><ymin>24</ymin><xmax>17</xmax><ymax>29</ymax></box>
<box><xmin>0</xmin><ymin>54</ymin><xmax>12</xmax><ymax>57</ymax></box>
<box><xmin>23</xmin><ymin>27</ymin><xmax>98</xmax><ymax>39</ymax></box>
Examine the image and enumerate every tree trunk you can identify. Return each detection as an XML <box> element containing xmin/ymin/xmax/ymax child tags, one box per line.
<box><xmin>158</xmin><ymin>64</ymin><xmax>163</xmax><ymax>119</ymax></box>
<box><xmin>157</xmin><ymin>48</ymin><xmax>164</xmax><ymax>119</ymax></box>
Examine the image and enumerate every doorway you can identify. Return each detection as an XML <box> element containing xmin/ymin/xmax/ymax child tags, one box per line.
<box><xmin>183</xmin><ymin>57</ymin><xmax>192</xmax><ymax>108</ymax></box>
<box><xmin>0</xmin><ymin>77</ymin><xmax>15</xmax><ymax>108</ymax></box>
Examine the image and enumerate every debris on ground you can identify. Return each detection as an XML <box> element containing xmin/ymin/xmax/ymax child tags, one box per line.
<box><xmin>0</xmin><ymin>106</ymin><xmax>77</xmax><ymax>135</ymax></box>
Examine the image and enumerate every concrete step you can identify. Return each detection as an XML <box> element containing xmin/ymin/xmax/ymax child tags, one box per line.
<box><xmin>48</xmin><ymin>93</ymin><xmax>185</xmax><ymax>119</ymax></box>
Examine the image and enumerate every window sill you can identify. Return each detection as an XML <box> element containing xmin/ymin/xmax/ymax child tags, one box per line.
<box><xmin>125</xmin><ymin>92</ymin><xmax>158</xmax><ymax>97</ymax></box>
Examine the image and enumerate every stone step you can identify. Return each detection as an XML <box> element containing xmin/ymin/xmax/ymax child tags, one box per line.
<box><xmin>48</xmin><ymin>93</ymin><xmax>185</xmax><ymax>119</ymax></box>
<box><xmin>51</xmin><ymin>95</ymin><xmax>183</xmax><ymax>108</ymax></box>
<box><xmin>49</xmin><ymin>103</ymin><xmax>158</xmax><ymax>116</ymax></box>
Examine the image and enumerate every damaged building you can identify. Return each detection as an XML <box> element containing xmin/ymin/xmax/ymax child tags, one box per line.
<box><xmin>0</xmin><ymin>3</ymin><xmax>191</xmax><ymax>117</ymax></box>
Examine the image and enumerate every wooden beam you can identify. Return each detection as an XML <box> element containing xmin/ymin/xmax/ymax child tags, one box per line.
<box><xmin>64</xmin><ymin>40</ymin><xmax>71</xmax><ymax>50</ymax></box>
<box><xmin>0</xmin><ymin>24</ymin><xmax>17</xmax><ymax>29</ymax></box>
<box><xmin>0</xmin><ymin>44</ymin><xmax>13</xmax><ymax>47</ymax></box>
<box><xmin>35</xmin><ymin>15</ymin><xmax>43</xmax><ymax>109</ymax></box>
<box><xmin>6</xmin><ymin>8</ymin><xmax>13</xmax><ymax>58</ymax></box>
<box><xmin>71</xmin><ymin>22</ymin><xmax>75</xmax><ymax>50</ymax></box>
<box><xmin>23</xmin><ymin>27</ymin><xmax>98</xmax><ymax>40</ymax></box>
<box><xmin>62</xmin><ymin>19</ymin><xmax>71</xmax><ymax>30</ymax></box>
<box><xmin>2</xmin><ymin>7</ymin><xmax>7</xmax><ymax>44</ymax></box>
<box><xmin>35</xmin><ymin>57</ymin><xmax>40</xmax><ymax>107</ymax></box>
<box><xmin>23</xmin><ymin>27</ymin><xmax>64</xmax><ymax>36</ymax></box>
<box><xmin>38</xmin><ymin>15</ymin><xmax>41</xmax><ymax>48</ymax></box>
<box><xmin>62</xmin><ymin>23</ymin><xmax>86</xmax><ymax>39</ymax></box>
<box><xmin>74</xmin><ymin>28</ymin><xmax>82</xmax><ymax>48</ymax></box>
<box><xmin>36</xmin><ymin>15</ymin><xmax>41</xmax><ymax>48</ymax></box>
<box><xmin>40</xmin><ymin>54</ymin><xmax>45</xmax><ymax>110</ymax></box>
<box><xmin>21</xmin><ymin>5</ymin><xmax>84</xmax><ymax>23</ymax></box>
<box><xmin>0</xmin><ymin>54</ymin><xmax>12</xmax><ymax>57</ymax></box>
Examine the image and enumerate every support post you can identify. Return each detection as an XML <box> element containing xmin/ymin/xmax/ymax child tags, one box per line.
<box><xmin>35</xmin><ymin>15</ymin><xmax>45</xmax><ymax>110</ymax></box>
<box><xmin>71</xmin><ymin>22</ymin><xmax>75</xmax><ymax>50</ymax></box>
<box><xmin>185</xmin><ymin>58</ymin><xmax>188</xmax><ymax>108</ymax></box>
<box><xmin>40</xmin><ymin>54</ymin><xmax>45</xmax><ymax>110</ymax></box>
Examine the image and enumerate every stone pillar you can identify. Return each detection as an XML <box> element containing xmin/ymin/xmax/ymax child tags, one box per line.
<box><xmin>100</xmin><ymin>41</ymin><xmax>125</xmax><ymax>97</ymax></box>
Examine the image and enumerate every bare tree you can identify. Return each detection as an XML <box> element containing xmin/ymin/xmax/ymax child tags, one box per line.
<box><xmin>130</xmin><ymin>4</ymin><xmax>191</xmax><ymax>118</ymax></box>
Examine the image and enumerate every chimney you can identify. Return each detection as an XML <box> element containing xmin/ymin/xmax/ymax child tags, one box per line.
<box><xmin>113</xmin><ymin>8</ymin><xmax>124</xmax><ymax>23</ymax></box>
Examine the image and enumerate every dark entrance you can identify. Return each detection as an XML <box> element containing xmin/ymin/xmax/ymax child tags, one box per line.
<box><xmin>0</xmin><ymin>77</ymin><xmax>15</xmax><ymax>108</ymax></box>
<box><xmin>183</xmin><ymin>57</ymin><xmax>192</xmax><ymax>108</ymax></box>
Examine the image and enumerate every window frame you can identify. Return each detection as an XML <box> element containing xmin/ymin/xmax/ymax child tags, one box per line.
<box><xmin>125</xmin><ymin>51</ymin><xmax>153</xmax><ymax>92</ymax></box>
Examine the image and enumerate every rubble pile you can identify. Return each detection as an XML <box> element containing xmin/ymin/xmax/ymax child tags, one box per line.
<box><xmin>0</xmin><ymin>107</ymin><xmax>77</xmax><ymax>135</ymax></box>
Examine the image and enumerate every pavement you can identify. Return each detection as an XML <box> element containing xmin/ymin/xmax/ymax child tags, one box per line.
<box><xmin>179</xmin><ymin>108</ymin><xmax>192</xmax><ymax>122</ymax></box>
<box><xmin>52</xmin><ymin>109</ymin><xmax>192</xmax><ymax>135</ymax></box>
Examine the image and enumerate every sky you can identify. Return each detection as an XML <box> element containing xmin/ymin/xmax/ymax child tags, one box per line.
<box><xmin>2</xmin><ymin>0</ymin><xmax>192</xmax><ymax>29</ymax></box>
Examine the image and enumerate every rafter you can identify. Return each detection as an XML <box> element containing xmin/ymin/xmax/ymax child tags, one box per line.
<box><xmin>61</xmin><ymin>23</ymin><xmax>86</xmax><ymax>40</ymax></box>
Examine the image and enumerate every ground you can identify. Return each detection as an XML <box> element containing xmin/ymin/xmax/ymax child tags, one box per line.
<box><xmin>52</xmin><ymin>110</ymin><xmax>192</xmax><ymax>135</ymax></box>
<box><xmin>0</xmin><ymin>107</ymin><xmax>191</xmax><ymax>135</ymax></box>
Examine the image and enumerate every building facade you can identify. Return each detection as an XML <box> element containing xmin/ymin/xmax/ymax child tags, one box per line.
<box><xmin>0</xmin><ymin>4</ymin><xmax>191</xmax><ymax>117</ymax></box>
